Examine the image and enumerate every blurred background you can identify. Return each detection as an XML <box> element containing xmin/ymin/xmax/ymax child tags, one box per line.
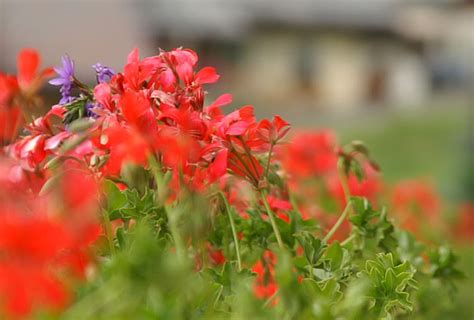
<box><xmin>0</xmin><ymin>0</ymin><xmax>472</xmax><ymax>223</ymax></box>
<box><xmin>0</xmin><ymin>0</ymin><xmax>473</xmax><ymax>316</ymax></box>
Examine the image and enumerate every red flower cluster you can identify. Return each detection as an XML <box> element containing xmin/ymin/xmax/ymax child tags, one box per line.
<box><xmin>90</xmin><ymin>48</ymin><xmax>290</xmax><ymax>192</ymax></box>
<box><xmin>9</xmin><ymin>48</ymin><xmax>289</xmax><ymax>196</ymax></box>
<box><xmin>278</xmin><ymin>130</ymin><xmax>338</xmax><ymax>178</ymax></box>
<box><xmin>2</xmin><ymin>48</ymin><xmax>291</xmax><ymax>201</ymax></box>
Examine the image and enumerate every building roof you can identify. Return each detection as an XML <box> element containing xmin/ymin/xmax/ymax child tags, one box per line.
<box><xmin>143</xmin><ymin>0</ymin><xmax>461</xmax><ymax>40</ymax></box>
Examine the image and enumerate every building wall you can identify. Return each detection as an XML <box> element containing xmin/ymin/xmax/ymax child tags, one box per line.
<box><xmin>311</xmin><ymin>34</ymin><xmax>370</xmax><ymax>111</ymax></box>
<box><xmin>235</xmin><ymin>30</ymin><xmax>431</xmax><ymax>111</ymax></box>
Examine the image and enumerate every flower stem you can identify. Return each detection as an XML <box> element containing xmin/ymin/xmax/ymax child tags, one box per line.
<box><xmin>219</xmin><ymin>191</ymin><xmax>242</xmax><ymax>271</ymax></box>
<box><xmin>260</xmin><ymin>189</ymin><xmax>284</xmax><ymax>249</ymax></box>
<box><xmin>166</xmin><ymin>206</ymin><xmax>186</xmax><ymax>262</ymax></box>
<box><xmin>102</xmin><ymin>210</ymin><xmax>115</xmax><ymax>255</ymax></box>
<box><xmin>263</xmin><ymin>290</ymin><xmax>279</xmax><ymax>308</ymax></box>
<box><xmin>264</xmin><ymin>142</ymin><xmax>275</xmax><ymax>179</ymax></box>
<box><xmin>323</xmin><ymin>202</ymin><xmax>352</xmax><ymax>242</ymax></box>
<box><xmin>323</xmin><ymin>158</ymin><xmax>353</xmax><ymax>243</ymax></box>
<box><xmin>149</xmin><ymin>155</ymin><xmax>185</xmax><ymax>261</ymax></box>
<box><xmin>340</xmin><ymin>234</ymin><xmax>355</xmax><ymax>246</ymax></box>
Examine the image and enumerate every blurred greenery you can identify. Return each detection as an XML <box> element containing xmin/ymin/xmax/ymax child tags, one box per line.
<box><xmin>337</xmin><ymin>104</ymin><xmax>470</xmax><ymax>202</ymax></box>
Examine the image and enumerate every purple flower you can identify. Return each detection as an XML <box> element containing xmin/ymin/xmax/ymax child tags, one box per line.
<box><xmin>92</xmin><ymin>63</ymin><xmax>115</xmax><ymax>83</ymax></box>
<box><xmin>85</xmin><ymin>101</ymin><xmax>99</xmax><ymax>118</ymax></box>
<box><xmin>49</xmin><ymin>55</ymin><xmax>75</xmax><ymax>104</ymax></box>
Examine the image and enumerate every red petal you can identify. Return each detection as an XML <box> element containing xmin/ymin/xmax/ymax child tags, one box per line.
<box><xmin>195</xmin><ymin>66</ymin><xmax>220</xmax><ymax>84</ymax></box>
<box><xmin>226</xmin><ymin>121</ymin><xmax>249</xmax><ymax>136</ymax></box>
<box><xmin>212</xmin><ymin>93</ymin><xmax>232</xmax><ymax>107</ymax></box>
<box><xmin>17</xmin><ymin>48</ymin><xmax>40</xmax><ymax>86</ymax></box>
<box><xmin>208</xmin><ymin>149</ymin><xmax>228</xmax><ymax>182</ymax></box>
<box><xmin>120</xmin><ymin>90</ymin><xmax>150</xmax><ymax>125</ymax></box>
<box><xmin>127</xmin><ymin>48</ymin><xmax>140</xmax><ymax>64</ymax></box>
<box><xmin>273</xmin><ymin>115</ymin><xmax>289</xmax><ymax>132</ymax></box>
<box><xmin>176</xmin><ymin>63</ymin><xmax>194</xmax><ymax>85</ymax></box>
<box><xmin>93</xmin><ymin>83</ymin><xmax>113</xmax><ymax>111</ymax></box>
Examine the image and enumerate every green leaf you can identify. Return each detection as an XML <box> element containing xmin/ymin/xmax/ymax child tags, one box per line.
<box><xmin>68</xmin><ymin>117</ymin><xmax>95</xmax><ymax>132</ymax></box>
<box><xmin>116</xmin><ymin>227</ymin><xmax>127</xmax><ymax>249</ymax></box>
<box><xmin>63</xmin><ymin>96</ymin><xmax>89</xmax><ymax>125</ymax></box>
<box><xmin>295</xmin><ymin>231</ymin><xmax>326</xmax><ymax>267</ymax></box>
<box><xmin>325</xmin><ymin>241</ymin><xmax>343</xmax><ymax>270</ymax></box>
<box><xmin>351</xmin><ymin>140</ymin><xmax>370</xmax><ymax>157</ymax></box>
<box><xmin>104</xmin><ymin>179</ymin><xmax>128</xmax><ymax>214</ymax></box>
<box><xmin>383</xmin><ymin>269</ymin><xmax>396</xmax><ymax>293</ymax></box>
<box><xmin>351</xmin><ymin>160</ymin><xmax>365</xmax><ymax>182</ymax></box>
<box><xmin>429</xmin><ymin>245</ymin><xmax>465</xmax><ymax>282</ymax></box>
<box><xmin>362</xmin><ymin>253</ymin><xmax>417</xmax><ymax>318</ymax></box>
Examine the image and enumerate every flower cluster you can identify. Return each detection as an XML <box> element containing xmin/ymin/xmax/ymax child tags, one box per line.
<box><xmin>12</xmin><ymin>48</ymin><xmax>290</xmax><ymax>196</ymax></box>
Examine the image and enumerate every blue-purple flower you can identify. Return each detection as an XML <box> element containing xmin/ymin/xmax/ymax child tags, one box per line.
<box><xmin>92</xmin><ymin>63</ymin><xmax>115</xmax><ymax>83</ymax></box>
<box><xmin>49</xmin><ymin>55</ymin><xmax>75</xmax><ymax>104</ymax></box>
<box><xmin>85</xmin><ymin>101</ymin><xmax>99</xmax><ymax>118</ymax></box>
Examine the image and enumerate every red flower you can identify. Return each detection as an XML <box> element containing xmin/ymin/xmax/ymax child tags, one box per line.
<box><xmin>255</xmin><ymin>115</ymin><xmax>290</xmax><ymax>147</ymax></box>
<box><xmin>453</xmin><ymin>203</ymin><xmax>474</xmax><ymax>243</ymax></box>
<box><xmin>265</xmin><ymin>195</ymin><xmax>292</xmax><ymax>223</ymax></box>
<box><xmin>0</xmin><ymin>49</ymin><xmax>52</xmax><ymax>145</ymax></box>
<box><xmin>120</xmin><ymin>90</ymin><xmax>159</xmax><ymax>139</ymax></box>
<box><xmin>207</xmin><ymin>243</ymin><xmax>226</xmax><ymax>266</ymax></box>
<box><xmin>98</xmin><ymin>124</ymin><xmax>151</xmax><ymax>177</ymax></box>
<box><xmin>327</xmin><ymin>163</ymin><xmax>382</xmax><ymax>207</ymax></box>
<box><xmin>391</xmin><ymin>180</ymin><xmax>441</xmax><ymax>235</ymax></box>
<box><xmin>252</xmin><ymin>251</ymin><xmax>278</xmax><ymax>302</ymax></box>
<box><xmin>16</xmin><ymin>48</ymin><xmax>53</xmax><ymax>92</ymax></box>
<box><xmin>279</xmin><ymin>130</ymin><xmax>338</xmax><ymax>178</ymax></box>
<box><xmin>6</xmin><ymin>106</ymin><xmax>69</xmax><ymax>173</ymax></box>
<box><xmin>0</xmin><ymin>105</ymin><xmax>22</xmax><ymax>145</ymax></box>
<box><xmin>0</xmin><ymin>73</ymin><xmax>18</xmax><ymax>106</ymax></box>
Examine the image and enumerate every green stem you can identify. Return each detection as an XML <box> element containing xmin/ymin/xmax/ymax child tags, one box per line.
<box><xmin>263</xmin><ymin>290</ymin><xmax>279</xmax><ymax>308</ymax></box>
<box><xmin>264</xmin><ymin>142</ymin><xmax>275</xmax><ymax>179</ymax></box>
<box><xmin>323</xmin><ymin>158</ymin><xmax>353</xmax><ymax>243</ymax></box>
<box><xmin>167</xmin><ymin>206</ymin><xmax>186</xmax><ymax>262</ymax></box>
<box><xmin>323</xmin><ymin>201</ymin><xmax>352</xmax><ymax>242</ymax></box>
<box><xmin>340</xmin><ymin>234</ymin><xmax>355</xmax><ymax>246</ymax></box>
<box><xmin>148</xmin><ymin>154</ymin><xmax>171</xmax><ymax>205</ymax></box>
<box><xmin>260</xmin><ymin>190</ymin><xmax>284</xmax><ymax>249</ymax></box>
<box><xmin>149</xmin><ymin>155</ymin><xmax>185</xmax><ymax>261</ymax></box>
<box><xmin>102</xmin><ymin>210</ymin><xmax>116</xmax><ymax>255</ymax></box>
<box><xmin>337</xmin><ymin>158</ymin><xmax>351</xmax><ymax>203</ymax></box>
<box><xmin>219</xmin><ymin>191</ymin><xmax>242</xmax><ymax>271</ymax></box>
